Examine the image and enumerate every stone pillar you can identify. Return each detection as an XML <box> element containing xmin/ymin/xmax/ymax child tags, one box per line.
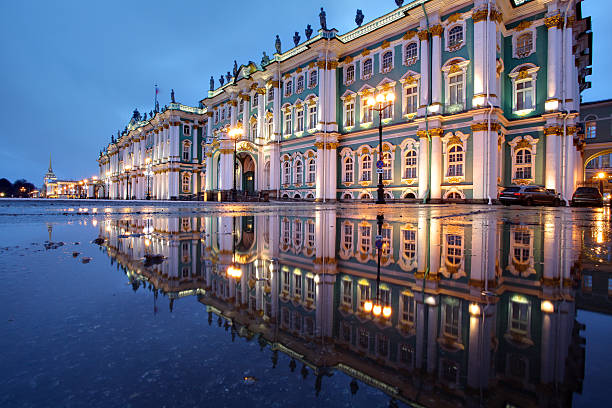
<box><xmin>417</xmin><ymin>130</ymin><xmax>429</xmax><ymax>199</ymax></box>
<box><xmin>429</xmin><ymin>217</ymin><xmax>441</xmax><ymax>275</ymax></box>
<box><xmin>430</xmin><ymin>25</ymin><xmax>443</xmax><ymax>107</ymax></box>
<box><xmin>257</xmin><ymin>87</ymin><xmax>266</xmax><ymax>142</ymax></box>
<box><xmin>218</xmin><ymin>139</ymin><xmax>234</xmax><ymax>194</ymax></box>
<box><xmin>430</xmin><ymin>128</ymin><xmax>443</xmax><ymax>200</ymax></box>
<box><xmin>230</xmin><ymin>100</ymin><xmax>237</xmax><ymax>127</ymax></box>
<box><xmin>315</xmin><ymin>133</ymin><xmax>339</xmax><ymax>202</ymax></box>
<box><xmin>418</xmin><ymin>29</ymin><xmax>429</xmax><ymax>116</ymax></box>
<box><xmin>545</xmin><ymin>14</ymin><xmax>562</xmax><ymax>104</ymax></box>
<box><xmin>472</xmin><ymin>5</ymin><xmax>499</xmax><ymax>107</ymax></box>
<box><xmin>545</xmin><ymin>125</ymin><xmax>562</xmax><ymax>191</ymax></box>
<box><xmin>272</xmin><ymin>77</ymin><xmax>281</xmax><ymax>141</ymax></box>
<box><xmin>204</xmin><ymin>113</ymin><xmax>213</xmax><ymax>193</ymax></box>
<box><xmin>267</xmin><ymin>143</ymin><xmax>280</xmax><ymax>196</ymax></box>
<box><xmin>471</xmin><ymin>120</ymin><xmax>499</xmax><ymax>201</ymax></box>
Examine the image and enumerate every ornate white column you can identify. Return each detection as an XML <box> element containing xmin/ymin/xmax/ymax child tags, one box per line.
<box><xmin>544</xmin><ymin>125</ymin><xmax>562</xmax><ymax>191</ymax></box>
<box><xmin>417</xmin><ymin>130</ymin><xmax>429</xmax><ymax>199</ymax></box>
<box><xmin>272</xmin><ymin>77</ymin><xmax>281</xmax><ymax>141</ymax></box>
<box><xmin>430</xmin><ymin>25</ymin><xmax>442</xmax><ymax>107</ymax></box>
<box><xmin>471</xmin><ymin>119</ymin><xmax>499</xmax><ymax>201</ymax></box>
<box><xmin>204</xmin><ymin>113</ymin><xmax>213</xmax><ymax>192</ymax></box>
<box><xmin>545</xmin><ymin>13</ymin><xmax>562</xmax><ymax>104</ymax></box>
<box><xmin>257</xmin><ymin>87</ymin><xmax>266</xmax><ymax>142</ymax></box>
<box><xmin>418</xmin><ymin>28</ymin><xmax>429</xmax><ymax>116</ymax></box>
<box><xmin>430</xmin><ymin>128</ymin><xmax>443</xmax><ymax>200</ymax></box>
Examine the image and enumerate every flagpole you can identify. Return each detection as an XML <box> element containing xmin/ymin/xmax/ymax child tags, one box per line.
<box><xmin>154</xmin><ymin>83</ymin><xmax>158</xmax><ymax>113</ymax></box>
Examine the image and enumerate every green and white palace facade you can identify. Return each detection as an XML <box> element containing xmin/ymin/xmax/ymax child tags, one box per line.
<box><xmin>97</xmin><ymin>0</ymin><xmax>592</xmax><ymax>202</ymax></box>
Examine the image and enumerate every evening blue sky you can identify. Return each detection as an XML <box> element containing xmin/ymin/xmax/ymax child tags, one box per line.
<box><xmin>0</xmin><ymin>0</ymin><xmax>608</xmax><ymax>185</ymax></box>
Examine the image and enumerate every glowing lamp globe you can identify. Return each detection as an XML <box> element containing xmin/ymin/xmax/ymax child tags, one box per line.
<box><xmin>363</xmin><ymin>300</ymin><xmax>373</xmax><ymax>313</ymax></box>
<box><xmin>385</xmin><ymin>92</ymin><xmax>395</xmax><ymax>102</ymax></box>
<box><xmin>366</xmin><ymin>97</ymin><xmax>376</xmax><ymax>107</ymax></box>
<box><xmin>382</xmin><ymin>306</ymin><xmax>392</xmax><ymax>318</ymax></box>
<box><xmin>372</xmin><ymin>304</ymin><xmax>382</xmax><ymax>316</ymax></box>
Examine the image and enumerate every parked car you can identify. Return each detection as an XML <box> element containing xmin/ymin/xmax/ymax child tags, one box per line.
<box><xmin>571</xmin><ymin>187</ymin><xmax>603</xmax><ymax>207</ymax></box>
<box><xmin>499</xmin><ymin>186</ymin><xmax>561</xmax><ymax>206</ymax></box>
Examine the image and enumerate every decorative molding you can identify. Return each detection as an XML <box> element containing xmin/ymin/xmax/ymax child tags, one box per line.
<box><xmin>544</xmin><ymin>14</ymin><xmax>562</xmax><ymax>29</ymax></box>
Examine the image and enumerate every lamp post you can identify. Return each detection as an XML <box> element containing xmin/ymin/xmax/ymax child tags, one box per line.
<box><xmin>124</xmin><ymin>165</ymin><xmax>132</xmax><ymax>200</ymax></box>
<box><xmin>105</xmin><ymin>171</ymin><xmax>111</xmax><ymax>199</ymax></box>
<box><xmin>366</xmin><ymin>91</ymin><xmax>396</xmax><ymax>204</ymax></box>
<box><xmin>597</xmin><ymin>171</ymin><xmax>606</xmax><ymax>195</ymax></box>
<box><xmin>363</xmin><ymin>214</ymin><xmax>392</xmax><ymax>319</ymax></box>
<box><xmin>145</xmin><ymin>157</ymin><xmax>152</xmax><ymax>200</ymax></box>
<box><xmin>228</xmin><ymin>126</ymin><xmax>244</xmax><ymax>202</ymax></box>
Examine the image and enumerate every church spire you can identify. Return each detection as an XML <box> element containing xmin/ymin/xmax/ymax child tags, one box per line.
<box><xmin>48</xmin><ymin>153</ymin><xmax>53</xmax><ymax>172</ymax></box>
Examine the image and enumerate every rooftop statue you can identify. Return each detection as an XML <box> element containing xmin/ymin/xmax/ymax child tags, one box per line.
<box><xmin>149</xmin><ymin>110</ymin><xmax>153</xmax><ymax>118</ymax></box>
<box><xmin>210</xmin><ymin>76</ymin><xmax>214</xmax><ymax>91</ymax></box>
<box><xmin>319</xmin><ymin>7</ymin><xmax>327</xmax><ymax>30</ymax></box>
<box><xmin>226</xmin><ymin>71</ymin><xmax>231</xmax><ymax>83</ymax></box>
<box><xmin>132</xmin><ymin>108</ymin><xmax>141</xmax><ymax>121</ymax></box>
<box><xmin>219</xmin><ymin>75</ymin><xmax>225</xmax><ymax>86</ymax></box>
<box><xmin>275</xmin><ymin>35</ymin><xmax>282</xmax><ymax>54</ymax></box>
<box><xmin>395</xmin><ymin>0</ymin><xmax>404</xmax><ymax>7</ymax></box>
<box><xmin>356</xmin><ymin>9</ymin><xmax>364</xmax><ymax>27</ymax></box>
<box><xmin>305</xmin><ymin>24</ymin><xmax>313</xmax><ymax>40</ymax></box>
<box><xmin>233</xmin><ymin>60</ymin><xmax>238</xmax><ymax>78</ymax></box>
<box><xmin>293</xmin><ymin>31</ymin><xmax>300</xmax><ymax>47</ymax></box>
<box><xmin>143</xmin><ymin>112</ymin><xmax>147</xmax><ymax>120</ymax></box>
<box><xmin>170</xmin><ymin>89</ymin><xmax>175</xmax><ymax>103</ymax></box>
<box><xmin>261</xmin><ymin>51</ymin><xmax>270</xmax><ymax>65</ymax></box>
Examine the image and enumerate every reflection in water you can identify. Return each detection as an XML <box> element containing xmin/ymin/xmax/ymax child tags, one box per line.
<box><xmin>98</xmin><ymin>209</ymin><xmax>586</xmax><ymax>407</ymax></box>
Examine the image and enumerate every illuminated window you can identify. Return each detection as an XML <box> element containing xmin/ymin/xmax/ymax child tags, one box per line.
<box><xmin>296</xmin><ymin>108</ymin><xmax>304</xmax><ymax>132</ymax></box>
<box><xmin>446</xmin><ymin>234</ymin><xmax>462</xmax><ymax>266</ymax></box>
<box><xmin>381</xmin><ymin>101</ymin><xmax>393</xmax><ymax>120</ymax></box>
<box><xmin>402</xmin><ymin>229</ymin><xmax>416</xmax><ymax>260</ymax></box>
<box><xmin>308</xmin><ymin>104</ymin><xmax>317</xmax><ymax>129</ymax></box>
<box><xmin>447</xmin><ymin>145</ymin><xmax>464</xmax><ymax>177</ymax></box>
<box><xmin>509</xmin><ymin>296</ymin><xmax>530</xmax><ymax>335</ymax></box>
<box><xmin>586</xmin><ymin>121</ymin><xmax>596</xmax><ymax>139</ymax></box>
<box><xmin>516</xmin><ymin>77</ymin><xmax>534</xmax><ymax>111</ymax></box>
<box><xmin>381</xmin><ymin>225</ymin><xmax>392</xmax><ymax>257</ymax></box>
<box><xmin>358</xmin><ymin>282</ymin><xmax>370</xmax><ymax>310</ymax></box>
<box><xmin>362</xmin><ymin>100</ymin><xmax>374</xmax><ymax>123</ymax></box>
<box><xmin>284</xmin><ymin>111</ymin><xmax>292</xmax><ymax>135</ymax></box>
<box><xmin>345</xmin><ymin>100</ymin><xmax>355</xmax><ymax>127</ymax></box>
<box><xmin>342</xmin><ymin>279</ymin><xmax>353</xmax><ymax>306</ymax></box>
<box><xmin>343</xmin><ymin>156</ymin><xmax>354</xmax><ymax>183</ymax></box>
<box><xmin>405</xmin><ymin>83</ymin><xmax>418</xmax><ymax>114</ymax></box>
<box><xmin>512</xmin><ymin>229</ymin><xmax>531</xmax><ymax>263</ymax></box>
<box><xmin>404</xmin><ymin>150</ymin><xmax>417</xmax><ymax>179</ymax></box>
<box><xmin>181</xmin><ymin>173</ymin><xmax>191</xmax><ymax>193</ymax></box>
<box><xmin>360</xmin><ymin>154</ymin><xmax>372</xmax><ymax>182</ymax></box>
<box><xmin>514</xmin><ymin>148</ymin><xmax>532</xmax><ymax>179</ymax></box>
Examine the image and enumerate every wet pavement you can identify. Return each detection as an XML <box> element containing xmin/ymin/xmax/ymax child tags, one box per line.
<box><xmin>1</xmin><ymin>199</ymin><xmax>611</xmax><ymax>407</ymax></box>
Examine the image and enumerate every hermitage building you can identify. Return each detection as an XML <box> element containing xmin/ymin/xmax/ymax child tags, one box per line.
<box><xmin>97</xmin><ymin>0</ymin><xmax>592</xmax><ymax>202</ymax></box>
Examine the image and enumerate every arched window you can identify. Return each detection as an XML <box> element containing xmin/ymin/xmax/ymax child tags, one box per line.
<box><xmin>182</xmin><ymin>173</ymin><xmax>191</xmax><ymax>193</ymax></box>
<box><xmin>405</xmin><ymin>43</ymin><xmax>418</xmax><ymax>62</ymax></box>
<box><xmin>282</xmin><ymin>161</ymin><xmax>290</xmax><ymax>185</ymax></box>
<box><xmin>182</xmin><ymin>142</ymin><xmax>191</xmax><ymax>161</ymax></box>
<box><xmin>309</xmin><ymin>70</ymin><xmax>318</xmax><ymax>88</ymax></box>
<box><xmin>404</xmin><ymin>150</ymin><xmax>417</xmax><ymax>179</ymax></box>
<box><xmin>285</xmin><ymin>80</ymin><xmax>293</xmax><ymax>97</ymax></box>
<box><xmin>382</xmin><ymin>51</ymin><xmax>393</xmax><ymax>72</ymax></box>
<box><xmin>294</xmin><ymin>160</ymin><xmax>303</xmax><ymax>185</ymax></box>
<box><xmin>382</xmin><ymin>152</ymin><xmax>393</xmax><ymax>181</ymax></box>
<box><xmin>296</xmin><ymin>75</ymin><xmax>304</xmax><ymax>93</ymax></box>
<box><xmin>267</xmin><ymin>87</ymin><xmax>274</xmax><ymax>102</ymax></box>
<box><xmin>346</xmin><ymin>65</ymin><xmax>355</xmax><ymax>84</ymax></box>
<box><xmin>447</xmin><ymin>192</ymin><xmax>462</xmax><ymax>200</ymax></box>
<box><xmin>363</xmin><ymin>58</ymin><xmax>373</xmax><ymax>78</ymax></box>
<box><xmin>447</xmin><ymin>145</ymin><xmax>464</xmax><ymax>177</ymax></box>
<box><xmin>306</xmin><ymin>158</ymin><xmax>316</xmax><ymax>183</ymax></box>
<box><xmin>344</xmin><ymin>157</ymin><xmax>354</xmax><ymax>183</ymax></box>
<box><xmin>360</xmin><ymin>154</ymin><xmax>372</xmax><ymax>182</ymax></box>
<box><xmin>448</xmin><ymin>26</ymin><xmax>463</xmax><ymax>48</ymax></box>
<box><xmin>516</xmin><ymin>33</ymin><xmax>533</xmax><ymax>58</ymax></box>
<box><xmin>514</xmin><ymin>148</ymin><xmax>532</xmax><ymax>179</ymax></box>
<box><xmin>586</xmin><ymin>119</ymin><xmax>597</xmax><ymax>139</ymax></box>
<box><xmin>512</xmin><ymin>229</ymin><xmax>531</xmax><ymax>264</ymax></box>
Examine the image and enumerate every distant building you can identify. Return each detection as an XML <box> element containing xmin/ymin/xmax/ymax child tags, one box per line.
<box><xmin>43</xmin><ymin>155</ymin><xmax>84</xmax><ymax>198</ymax></box>
<box><xmin>98</xmin><ymin>0</ymin><xmax>592</xmax><ymax>202</ymax></box>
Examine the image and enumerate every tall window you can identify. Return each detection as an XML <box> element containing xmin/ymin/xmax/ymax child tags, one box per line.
<box><xmin>285</xmin><ymin>80</ymin><xmax>293</xmax><ymax>97</ymax></box>
<box><xmin>381</xmin><ymin>151</ymin><xmax>393</xmax><ymax>181</ymax></box>
<box><xmin>306</xmin><ymin>158</ymin><xmax>316</xmax><ymax>183</ymax></box>
<box><xmin>306</xmin><ymin>275</ymin><xmax>315</xmax><ymax>301</ymax></box>
<box><xmin>449</xmin><ymin>72</ymin><xmax>464</xmax><ymax>106</ymax></box>
<box><xmin>342</xmin><ymin>279</ymin><xmax>353</xmax><ymax>306</ymax></box>
<box><xmin>405</xmin><ymin>43</ymin><xmax>418</xmax><ymax>62</ymax></box>
<box><xmin>448</xmin><ymin>26</ymin><xmax>463</xmax><ymax>48</ymax></box>
<box><xmin>514</xmin><ymin>148</ymin><xmax>532</xmax><ymax>179</ymax></box>
<box><xmin>382</xmin><ymin>101</ymin><xmax>393</xmax><ymax>120</ymax></box>
<box><xmin>294</xmin><ymin>273</ymin><xmax>302</xmax><ymax>297</ymax></box>
<box><xmin>309</xmin><ymin>70</ymin><xmax>318</xmax><ymax>88</ymax></box>
<box><xmin>361</xmin><ymin>155</ymin><xmax>372</xmax><ymax>182</ymax></box>
<box><xmin>345</xmin><ymin>65</ymin><xmax>355</xmax><ymax>84</ymax></box>
<box><xmin>183</xmin><ymin>125</ymin><xmax>191</xmax><ymax>135</ymax></box>
<box><xmin>294</xmin><ymin>220</ymin><xmax>303</xmax><ymax>248</ymax></box>
<box><xmin>512</xmin><ymin>230</ymin><xmax>531</xmax><ymax>263</ymax></box>
<box><xmin>586</xmin><ymin>121</ymin><xmax>596</xmax><ymax>139</ymax></box>
<box><xmin>363</xmin><ymin>58</ymin><xmax>373</xmax><ymax>78</ymax></box>
<box><xmin>359</xmin><ymin>224</ymin><xmax>371</xmax><ymax>253</ymax></box>
<box><xmin>446</xmin><ymin>235</ymin><xmax>462</xmax><ymax>266</ymax></box>
<box><xmin>443</xmin><ymin>300</ymin><xmax>460</xmax><ymax>339</ymax></box>
<box><xmin>220</xmin><ymin>107</ymin><xmax>225</xmax><ymax>121</ymax></box>
<box><xmin>362</xmin><ymin>101</ymin><xmax>374</xmax><ymax>123</ymax></box>
<box><xmin>284</xmin><ymin>111</ymin><xmax>292</xmax><ymax>135</ymax></box>
<box><xmin>343</xmin><ymin>223</ymin><xmax>353</xmax><ymax>251</ymax></box>
<box><xmin>381</xmin><ymin>226</ymin><xmax>392</xmax><ymax>257</ymax></box>
<box><xmin>516</xmin><ymin>78</ymin><xmax>534</xmax><ymax>111</ymax></box>
<box><xmin>294</xmin><ymin>160</ymin><xmax>303</xmax><ymax>185</ymax></box>
<box><xmin>251</xmin><ymin>121</ymin><xmax>258</xmax><ymax>140</ymax></box>
<box><xmin>182</xmin><ymin>173</ymin><xmax>191</xmax><ymax>193</ymax></box>
<box><xmin>282</xmin><ymin>222</ymin><xmax>290</xmax><ymax>245</ymax></box>
<box><xmin>381</xmin><ymin>51</ymin><xmax>393</xmax><ymax>72</ymax></box>
<box><xmin>516</xmin><ymin>33</ymin><xmax>533</xmax><ymax>58</ymax></box>
<box><xmin>282</xmin><ymin>161</ymin><xmax>290</xmax><ymax>184</ymax></box>
<box><xmin>400</xmin><ymin>293</ymin><xmax>415</xmax><ymax>324</ymax></box>
<box><xmin>266</xmin><ymin>117</ymin><xmax>273</xmax><ymax>140</ymax></box>
<box><xmin>402</xmin><ymin>229</ymin><xmax>416</xmax><ymax>260</ymax></box>
<box><xmin>405</xmin><ymin>83</ymin><xmax>418</xmax><ymax>114</ymax></box>
<box><xmin>296</xmin><ymin>76</ymin><xmax>304</xmax><ymax>93</ymax></box>
<box><xmin>404</xmin><ymin>150</ymin><xmax>417</xmax><ymax>179</ymax></box>
<box><xmin>344</xmin><ymin>157</ymin><xmax>354</xmax><ymax>183</ymax></box>
<box><xmin>267</xmin><ymin>87</ymin><xmax>274</xmax><ymax>102</ymax></box>
<box><xmin>345</xmin><ymin>100</ymin><xmax>355</xmax><ymax>127</ymax></box>
<box><xmin>447</xmin><ymin>145</ymin><xmax>464</xmax><ymax>177</ymax></box>
<box><xmin>296</xmin><ymin>108</ymin><xmax>304</xmax><ymax>132</ymax></box>
<box><xmin>358</xmin><ymin>283</ymin><xmax>370</xmax><ymax>310</ymax></box>
<box><xmin>253</xmin><ymin>93</ymin><xmax>259</xmax><ymax>107</ymax></box>
<box><xmin>308</xmin><ymin>105</ymin><xmax>317</xmax><ymax>129</ymax></box>
<box><xmin>306</xmin><ymin>221</ymin><xmax>315</xmax><ymax>247</ymax></box>
<box><xmin>182</xmin><ymin>142</ymin><xmax>191</xmax><ymax>161</ymax></box>
<box><xmin>509</xmin><ymin>296</ymin><xmax>530</xmax><ymax>335</ymax></box>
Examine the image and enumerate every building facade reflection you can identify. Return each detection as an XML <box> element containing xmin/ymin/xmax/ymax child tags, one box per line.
<box><xmin>98</xmin><ymin>208</ymin><xmax>585</xmax><ymax>407</ymax></box>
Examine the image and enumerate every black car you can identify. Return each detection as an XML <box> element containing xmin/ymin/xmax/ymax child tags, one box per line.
<box><xmin>499</xmin><ymin>186</ymin><xmax>561</xmax><ymax>206</ymax></box>
<box><xmin>571</xmin><ymin>187</ymin><xmax>603</xmax><ymax>207</ymax></box>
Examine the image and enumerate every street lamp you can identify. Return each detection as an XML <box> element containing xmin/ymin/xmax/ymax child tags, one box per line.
<box><xmin>363</xmin><ymin>214</ymin><xmax>392</xmax><ymax>319</ymax></box>
<box><xmin>124</xmin><ymin>165</ymin><xmax>132</xmax><ymax>200</ymax></box>
<box><xmin>366</xmin><ymin>90</ymin><xmax>396</xmax><ymax>204</ymax></box>
<box><xmin>145</xmin><ymin>157</ymin><xmax>152</xmax><ymax>200</ymax></box>
<box><xmin>228</xmin><ymin>126</ymin><xmax>244</xmax><ymax>202</ymax></box>
<box><xmin>597</xmin><ymin>171</ymin><xmax>606</xmax><ymax>195</ymax></box>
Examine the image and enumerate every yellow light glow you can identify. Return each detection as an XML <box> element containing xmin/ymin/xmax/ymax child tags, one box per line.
<box><xmin>92</xmin><ymin>219</ymin><xmax>98</xmax><ymax>227</ymax></box>
<box><xmin>228</xmin><ymin>126</ymin><xmax>244</xmax><ymax>139</ymax></box>
<box><xmin>363</xmin><ymin>300</ymin><xmax>373</xmax><ymax>313</ymax></box>
<box><xmin>382</xmin><ymin>306</ymin><xmax>392</xmax><ymax>318</ymax></box>
<box><xmin>541</xmin><ymin>300</ymin><xmax>554</xmax><ymax>313</ymax></box>
<box><xmin>376</xmin><ymin>94</ymin><xmax>386</xmax><ymax>103</ymax></box>
<box><xmin>469</xmin><ymin>303</ymin><xmax>481</xmax><ymax>316</ymax></box>
<box><xmin>92</xmin><ymin>176</ymin><xmax>98</xmax><ymax>181</ymax></box>
<box><xmin>227</xmin><ymin>264</ymin><xmax>242</xmax><ymax>279</ymax></box>
<box><xmin>366</xmin><ymin>97</ymin><xmax>376</xmax><ymax>107</ymax></box>
<box><xmin>105</xmin><ymin>226</ymin><xmax>111</xmax><ymax>232</ymax></box>
<box><xmin>105</xmin><ymin>171</ymin><xmax>111</xmax><ymax>177</ymax></box>
<box><xmin>597</xmin><ymin>172</ymin><xmax>606</xmax><ymax>180</ymax></box>
<box><xmin>372</xmin><ymin>304</ymin><xmax>382</xmax><ymax>316</ymax></box>
<box><xmin>145</xmin><ymin>157</ymin><xmax>151</xmax><ymax>164</ymax></box>
<box><xmin>472</xmin><ymin>95</ymin><xmax>485</xmax><ymax>107</ymax></box>
<box><xmin>545</xmin><ymin>99</ymin><xmax>559</xmax><ymax>112</ymax></box>
<box><xmin>385</xmin><ymin>92</ymin><xmax>395</xmax><ymax>102</ymax></box>
<box><xmin>424</xmin><ymin>296</ymin><xmax>436</xmax><ymax>306</ymax></box>
<box><xmin>83</xmin><ymin>179</ymin><xmax>88</xmax><ymax>184</ymax></box>
<box><xmin>144</xmin><ymin>239</ymin><xmax>151</xmax><ymax>247</ymax></box>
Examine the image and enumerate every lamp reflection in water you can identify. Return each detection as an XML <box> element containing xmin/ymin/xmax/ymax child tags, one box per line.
<box><xmin>227</xmin><ymin>216</ymin><xmax>242</xmax><ymax>279</ymax></box>
<box><xmin>228</xmin><ymin>126</ymin><xmax>244</xmax><ymax>202</ymax></box>
<box><xmin>363</xmin><ymin>213</ymin><xmax>392</xmax><ymax>319</ymax></box>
